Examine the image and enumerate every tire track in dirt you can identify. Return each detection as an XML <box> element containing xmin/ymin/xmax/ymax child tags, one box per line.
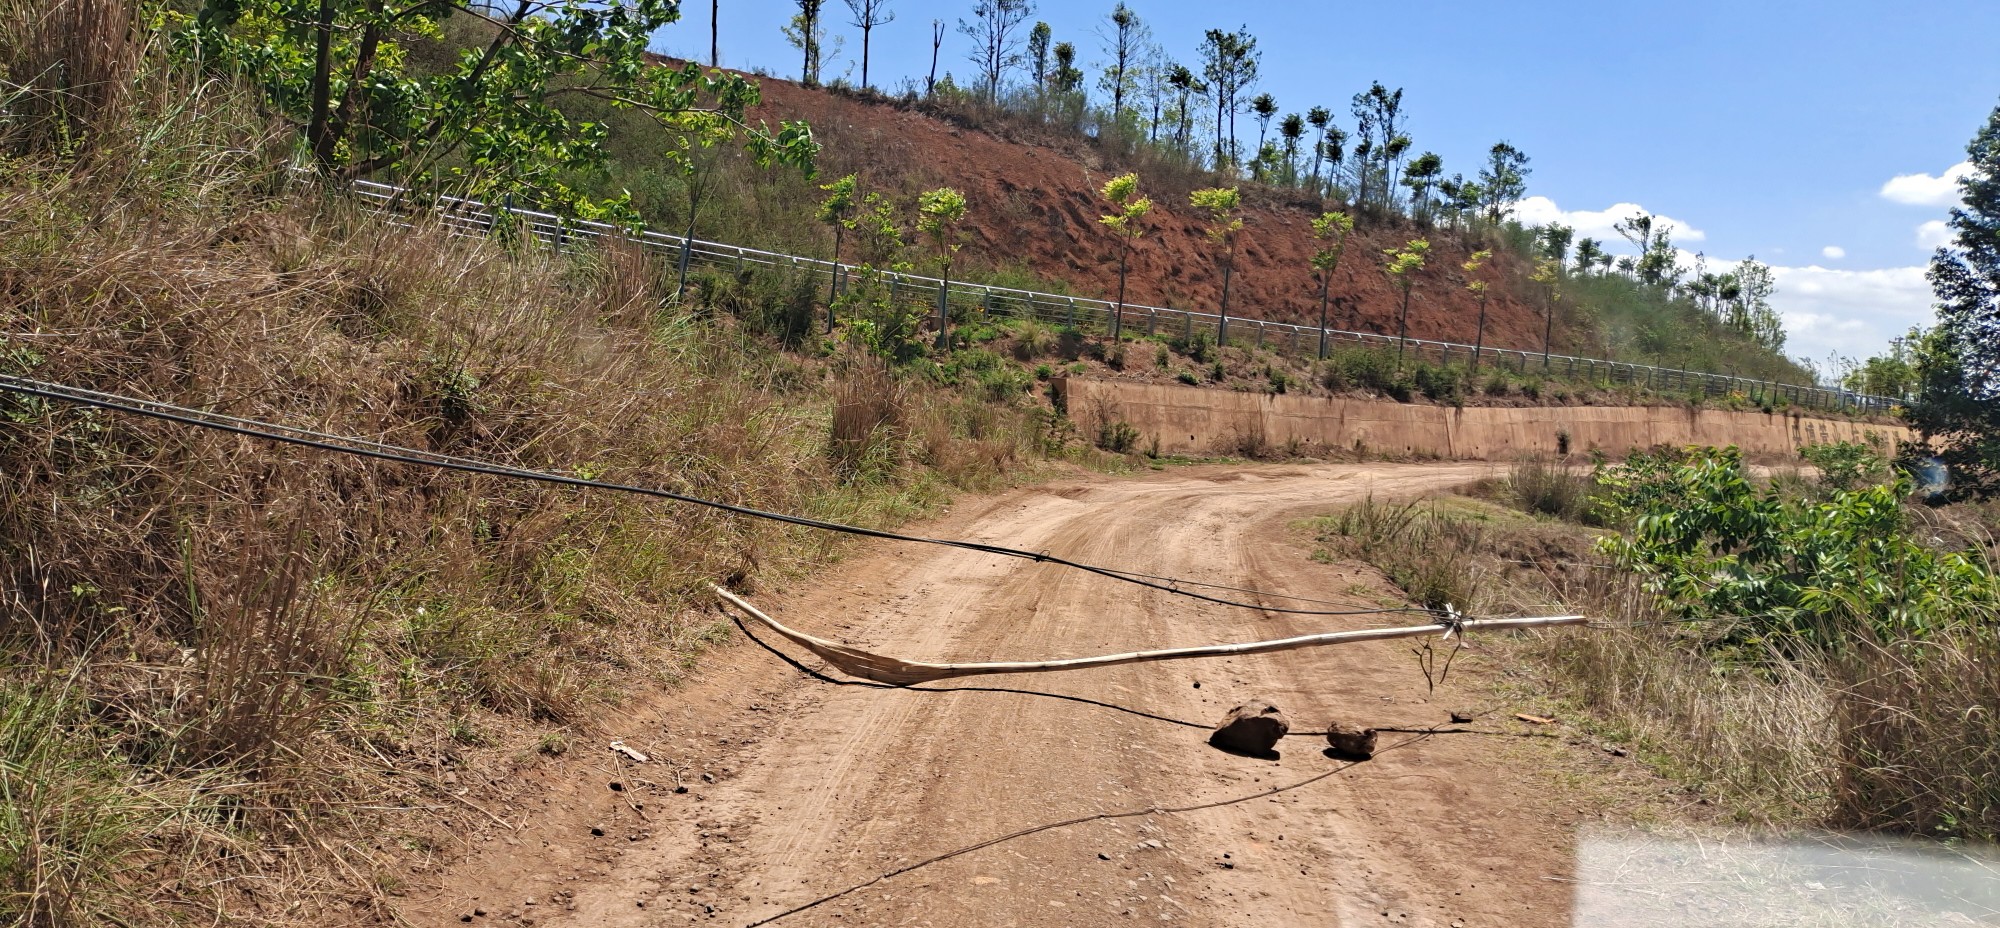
<box><xmin>408</xmin><ymin>461</ymin><xmax>1661</xmax><ymax>928</ymax></box>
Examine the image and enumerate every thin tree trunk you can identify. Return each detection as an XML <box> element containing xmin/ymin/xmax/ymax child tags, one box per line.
<box><xmin>1472</xmin><ymin>294</ymin><xmax>1488</xmax><ymax>374</ymax></box>
<box><xmin>710</xmin><ymin>0</ymin><xmax>718</xmax><ymax>67</ymax></box>
<box><xmin>826</xmin><ymin>224</ymin><xmax>843</xmax><ymax>333</ymax></box>
<box><xmin>1217</xmin><ymin>262</ymin><xmax>1232</xmax><ymax>346</ymax></box>
<box><xmin>306</xmin><ymin>0</ymin><xmax>337</xmax><ymax>172</ymax></box>
<box><xmin>936</xmin><ymin>267</ymin><xmax>952</xmax><ymax>350</ymax></box>
<box><xmin>1395</xmin><ymin>287</ymin><xmax>1412</xmax><ymax>363</ymax></box>
<box><xmin>1317</xmin><ymin>270</ymin><xmax>1331</xmax><ymax>359</ymax></box>
<box><xmin>927</xmin><ymin>21</ymin><xmax>942</xmax><ymax>96</ymax></box>
<box><xmin>1114</xmin><ymin>240</ymin><xmax>1129</xmax><ymax>342</ymax></box>
<box><xmin>1542</xmin><ymin>296</ymin><xmax>1555</xmax><ymax>370</ymax></box>
<box><xmin>860</xmin><ymin>25</ymin><xmax>871</xmax><ymax>89</ymax></box>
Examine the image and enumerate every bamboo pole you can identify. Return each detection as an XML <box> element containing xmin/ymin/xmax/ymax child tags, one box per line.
<box><xmin>712</xmin><ymin>585</ymin><xmax>1585</xmax><ymax>687</ymax></box>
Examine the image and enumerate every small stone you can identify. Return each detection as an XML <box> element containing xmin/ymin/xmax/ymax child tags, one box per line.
<box><xmin>1099</xmin><ymin>853</ymin><xmax>1111</xmax><ymax>861</ymax></box>
<box><xmin>701</xmin><ymin>773</ymin><xmax>716</xmax><ymax>783</ymax></box>
<box><xmin>473</xmin><ymin>910</ymin><xmax>487</xmax><ymax>918</ymax></box>
<box><xmin>1448</xmin><ymin>708</ymin><xmax>1476</xmax><ymax>724</ymax></box>
<box><xmin>461</xmin><ymin>916</ymin><xmax>474</xmax><ymax>923</ymax></box>
<box><xmin>609</xmin><ymin>782</ymin><xmax>624</xmax><ymax>792</ymax></box>
<box><xmin>1209</xmin><ymin>701</ymin><xmax>1288</xmax><ymax>756</ymax></box>
<box><xmin>1326</xmin><ymin>722</ymin><xmax>1378</xmax><ymax>759</ymax></box>
<box><xmin>674</xmin><ymin>785</ymin><xmax>689</xmax><ymax>794</ymax></box>
<box><xmin>589</xmin><ymin>827</ymin><xmax>604</xmax><ymax>837</ymax></box>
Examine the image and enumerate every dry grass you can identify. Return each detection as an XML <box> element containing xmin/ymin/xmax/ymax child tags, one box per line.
<box><xmin>0</xmin><ymin>63</ymin><xmax>1037</xmax><ymax>925</ymax></box>
<box><xmin>1</xmin><ymin>0</ymin><xmax>141</xmax><ymax>156</ymax></box>
<box><xmin>1506</xmin><ymin>454</ymin><xmax>1597</xmax><ymax>523</ymax></box>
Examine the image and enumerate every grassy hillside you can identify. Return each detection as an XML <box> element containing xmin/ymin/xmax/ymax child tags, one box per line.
<box><xmin>509</xmin><ymin>46</ymin><xmax>1815</xmax><ymax>385</ymax></box>
<box><xmin>0</xmin><ymin>52</ymin><xmax>1062</xmax><ymax>924</ymax></box>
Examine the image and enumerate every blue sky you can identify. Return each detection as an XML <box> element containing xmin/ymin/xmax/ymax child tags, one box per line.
<box><xmin>654</xmin><ymin>1</ymin><xmax>2000</xmax><ymax>370</ymax></box>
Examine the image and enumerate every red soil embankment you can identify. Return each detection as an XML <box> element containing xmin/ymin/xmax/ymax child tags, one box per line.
<box><xmin>726</xmin><ymin>71</ymin><xmax>1550</xmax><ymax>351</ymax></box>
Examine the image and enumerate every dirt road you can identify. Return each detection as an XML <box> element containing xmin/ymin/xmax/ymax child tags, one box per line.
<box><xmin>408</xmin><ymin>462</ymin><xmax>1661</xmax><ymax>928</ymax></box>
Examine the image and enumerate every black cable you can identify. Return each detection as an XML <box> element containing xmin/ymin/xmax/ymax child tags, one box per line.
<box><xmin>0</xmin><ymin>374</ymin><xmax>1444</xmax><ymax>619</ymax></box>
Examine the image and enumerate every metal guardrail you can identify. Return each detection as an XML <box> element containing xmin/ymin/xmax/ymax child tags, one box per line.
<box><xmin>351</xmin><ymin>179</ymin><xmax>1900</xmax><ymax>416</ymax></box>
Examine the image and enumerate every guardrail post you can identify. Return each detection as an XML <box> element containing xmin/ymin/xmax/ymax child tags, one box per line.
<box><xmin>1066</xmin><ymin>299</ymin><xmax>1077</xmax><ymax>329</ymax></box>
<box><xmin>1148</xmin><ymin>309</ymin><xmax>1157</xmax><ymax>337</ymax></box>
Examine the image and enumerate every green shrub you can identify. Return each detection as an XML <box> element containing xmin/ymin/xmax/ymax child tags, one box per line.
<box><xmin>1095</xmin><ymin>419</ymin><xmax>1141</xmax><ymax>454</ymax></box>
<box><xmin>1801</xmin><ymin>440</ymin><xmax>1891</xmax><ymax>492</ymax></box>
<box><xmin>1598</xmin><ymin>446</ymin><xmax>1998</xmax><ymax>645</ymax></box>
<box><xmin>1175</xmin><ymin>369</ymin><xmax>1199</xmax><ymax>386</ymax></box>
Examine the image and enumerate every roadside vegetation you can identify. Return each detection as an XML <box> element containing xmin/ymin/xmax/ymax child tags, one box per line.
<box><xmin>0</xmin><ymin>17</ymin><xmax>1119</xmax><ymax>924</ymax></box>
<box><xmin>1315</xmin><ymin>444</ymin><xmax>2000</xmax><ymax>840</ymax></box>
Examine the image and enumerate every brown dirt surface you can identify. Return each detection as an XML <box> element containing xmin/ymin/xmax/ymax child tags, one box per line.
<box><xmin>686</xmin><ymin>63</ymin><xmax>1552</xmax><ymax>353</ymax></box>
<box><xmin>397</xmin><ymin>462</ymin><xmax>1688</xmax><ymax>928</ymax></box>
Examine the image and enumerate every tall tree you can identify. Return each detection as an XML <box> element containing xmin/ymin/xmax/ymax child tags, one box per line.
<box><xmin>1531</xmin><ymin>257</ymin><xmax>1561</xmax><ymax>369</ymax></box>
<box><xmin>1050</xmin><ymin>41</ymin><xmax>1083</xmax><ymax>94</ymax></box>
<box><xmin>1916</xmin><ymin>98</ymin><xmax>2000</xmax><ymax>496</ymax></box>
<box><xmin>817</xmin><ymin>174</ymin><xmax>860</xmax><ymax>332</ymax></box>
<box><xmin>1166</xmin><ymin>63</ymin><xmax>1203</xmax><ymax>154</ymax></box>
<box><xmin>192</xmin><ymin>0</ymin><xmax>816</xmax><ymax>219</ymax></box>
<box><xmin>1098</xmin><ymin>173</ymin><xmax>1153</xmax><ymax>342</ymax></box>
<box><xmin>1097</xmin><ymin>3</ymin><xmax>1148</xmax><ymax>124</ymax></box>
<box><xmin>1731</xmin><ymin>257</ymin><xmax>1782</xmax><ymax>351</ymax></box>
<box><xmin>1138</xmin><ymin>46</ymin><xmax>1170</xmax><ymax>142</ymax></box>
<box><xmin>789</xmin><ymin>0</ymin><xmax>827</xmax><ymax>86</ymax></box>
<box><xmin>1463</xmin><ymin>249</ymin><xmax>1494</xmax><ymax>369</ymax></box>
<box><xmin>1384</xmin><ymin>239</ymin><xmax>1430</xmax><ymax>362</ymax></box>
<box><xmin>1310</xmin><ymin>211</ymin><xmax>1355</xmax><ymax>357</ymax></box>
<box><xmin>917</xmin><ymin>187</ymin><xmax>969</xmax><ymax>349</ymax></box>
<box><xmin>1306</xmin><ymin>106</ymin><xmax>1332</xmax><ymax>191</ymax></box>
<box><xmin>843</xmin><ymin>0</ymin><xmax>895</xmax><ymax>90</ymax></box>
<box><xmin>1573</xmin><ymin>237</ymin><xmax>1604</xmax><ymax>276</ymax></box>
<box><xmin>1476</xmin><ymin>141</ymin><xmax>1530</xmax><ymax>222</ymax></box>
<box><xmin>1278</xmin><ymin>113</ymin><xmax>1306</xmax><ymax>185</ymax></box>
<box><xmin>1190</xmin><ymin>186</ymin><xmax>1244</xmax><ymax>344</ymax></box>
<box><xmin>959</xmin><ymin>0</ymin><xmax>1036</xmax><ymax>103</ymax></box>
<box><xmin>1249</xmin><ymin>92</ymin><xmax>1278</xmax><ymax>178</ymax></box>
<box><xmin>1027</xmin><ymin>21</ymin><xmax>1052</xmax><ymax>92</ymax></box>
<box><xmin>1400</xmin><ymin>151</ymin><xmax>1443</xmax><ymax>221</ymax></box>
<box><xmin>1349</xmin><ymin>82</ymin><xmax>1405</xmax><ymax>210</ymax></box>
<box><xmin>927</xmin><ymin>19</ymin><xmax>944</xmax><ymax>95</ymax></box>
<box><xmin>1538</xmin><ymin>223</ymin><xmax>1574</xmax><ymax>267</ymax></box>
<box><xmin>1198</xmin><ymin>26</ymin><xmax>1259</xmax><ymax>171</ymax></box>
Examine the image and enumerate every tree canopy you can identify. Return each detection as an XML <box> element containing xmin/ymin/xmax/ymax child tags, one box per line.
<box><xmin>1914</xmin><ymin>99</ymin><xmax>2000</xmax><ymax>497</ymax></box>
<box><xmin>184</xmin><ymin>0</ymin><xmax>816</xmax><ymax>221</ymax></box>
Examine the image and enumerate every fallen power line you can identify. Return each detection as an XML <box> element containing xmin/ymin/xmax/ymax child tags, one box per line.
<box><xmin>0</xmin><ymin>374</ymin><xmax>1442</xmax><ymax>618</ymax></box>
<box><xmin>713</xmin><ymin>584</ymin><xmax>1585</xmax><ymax>686</ymax></box>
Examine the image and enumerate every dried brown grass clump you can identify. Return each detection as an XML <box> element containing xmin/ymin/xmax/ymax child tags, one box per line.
<box><xmin>0</xmin><ymin>155</ymin><xmax>1031</xmax><ymax>922</ymax></box>
<box><xmin>1830</xmin><ymin>632</ymin><xmax>2000</xmax><ymax>839</ymax></box>
<box><xmin>830</xmin><ymin>358</ymin><xmax>905</xmax><ymax>479</ymax></box>
<box><xmin>2</xmin><ymin>0</ymin><xmax>141</xmax><ymax>156</ymax></box>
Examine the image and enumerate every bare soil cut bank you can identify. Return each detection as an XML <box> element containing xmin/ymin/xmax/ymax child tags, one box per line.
<box><xmin>1062</xmin><ymin>379</ymin><xmax>1909</xmax><ymax>461</ymax></box>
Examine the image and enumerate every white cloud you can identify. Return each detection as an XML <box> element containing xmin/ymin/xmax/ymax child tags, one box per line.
<box><xmin>1821</xmin><ymin>245</ymin><xmax>1845</xmax><ymax>260</ymax></box>
<box><xmin>1879</xmin><ymin>161</ymin><xmax>1973</xmax><ymax>206</ymax></box>
<box><xmin>1508</xmin><ymin>196</ymin><xmax>1706</xmax><ymax>248</ymax></box>
<box><xmin>1917</xmin><ymin>219</ymin><xmax>1952</xmax><ymax>249</ymax></box>
<box><xmin>1766</xmin><ymin>264</ymin><xmax>1934</xmax><ymax>364</ymax></box>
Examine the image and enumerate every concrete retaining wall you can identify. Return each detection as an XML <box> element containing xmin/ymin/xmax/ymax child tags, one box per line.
<box><xmin>1060</xmin><ymin>379</ymin><xmax>1909</xmax><ymax>461</ymax></box>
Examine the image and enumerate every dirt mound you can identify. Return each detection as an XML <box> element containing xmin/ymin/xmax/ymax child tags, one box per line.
<box><xmin>732</xmin><ymin>72</ymin><xmax>1551</xmax><ymax>353</ymax></box>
